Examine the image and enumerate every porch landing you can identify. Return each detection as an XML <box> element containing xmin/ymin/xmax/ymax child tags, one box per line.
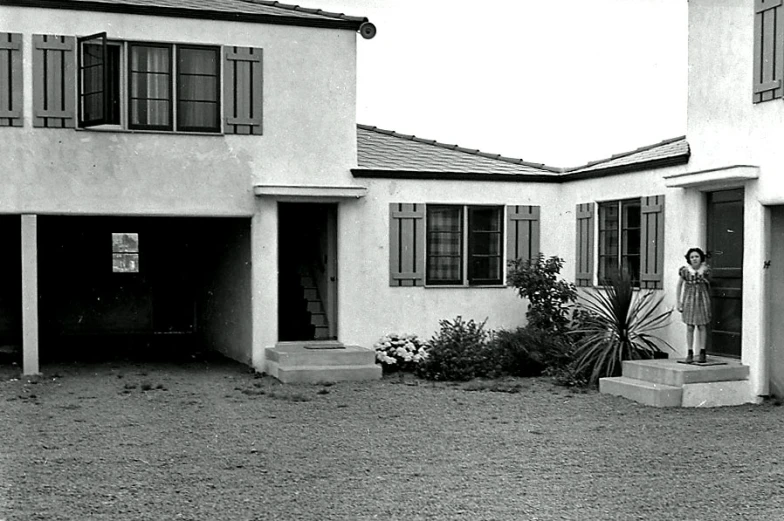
<box><xmin>265</xmin><ymin>341</ymin><xmax>382</xmax><ymax>384</ymax></box>
<box><xmin>600</xmin><ymin>357</ymin><xmax>753</xmax><ymax>407</ymax></box>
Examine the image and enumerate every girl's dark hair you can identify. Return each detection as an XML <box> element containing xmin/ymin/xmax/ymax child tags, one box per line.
<box><xmin>684</xmin><ymin>247</ymin><xmax>706</xmax><ymax>263</ymax></box>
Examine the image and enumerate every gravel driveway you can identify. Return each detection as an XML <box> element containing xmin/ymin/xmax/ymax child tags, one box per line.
<box><xmin>1</xmin><ymin>357</ymin><xmax>783</xmax><ymax>521</ymax></box>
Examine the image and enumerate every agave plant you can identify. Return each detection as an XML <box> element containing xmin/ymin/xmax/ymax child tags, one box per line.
<box><xmin>570</xmin><ymin>268</ymin><xmax>673</xmax><ymax>385</ymax></box>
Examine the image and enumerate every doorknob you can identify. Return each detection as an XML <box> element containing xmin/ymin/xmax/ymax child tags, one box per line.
<box><xmin>330</xmin><ymin>276</ymin><xmax>336</xmax><ymax>282</ymax></box>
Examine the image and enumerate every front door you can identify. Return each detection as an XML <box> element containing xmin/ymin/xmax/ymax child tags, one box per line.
<box><xmin>706</xmin><ymin>189</ymin><xmax>744</xmax><ymax>358</ymax></box>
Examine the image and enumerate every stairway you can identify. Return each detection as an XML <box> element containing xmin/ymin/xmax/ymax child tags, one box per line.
<box><xmin>265</xmin><ymin>341</ymin><xmax>382</xmax><ymax>383</ymax></box>
<box><xmin>600</xmin><ymin>357</ymin><xmax>753</xmax><ymax>407</ymax></box>
<box><xmin>299</xmin><ymin>269</ymin><xmax>331</xmax><ymax>340</ymax></box>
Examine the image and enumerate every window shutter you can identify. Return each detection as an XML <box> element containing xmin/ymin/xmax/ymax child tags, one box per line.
<box><xmin>224</xmin><ymin>46</ymin><xmax>262</xmax><ymax>135</ymax></box>
<box><xmin>33</xmin><ymin>35</ymin><xmax>76</xmax><ymax>128</ymax></box>
<box><xmin>754</xmin><ymin>0</ymin><xmax>784</xmax><ymax>103</ymax></box>
<box><xmin>640</xmin><ymin>195</ymin><xmax>665</xmax><ymax>290</ymax></box>
<box><xmin>575</xmin><ymin>203</ymin><xmax>594</xmax><ymax>287</ymax></box>
<box><xmin>389</xmin><ymin>203</ymin><xmax>425</xmax><ymax>287</ymax></box>
<box><xmin>506</xmin><ymin>205</ymin><xmax>540</xmax><ymax>281</ymax></box>
<box><xmin>0</xmin><ymin>33</ymin><xmax>23</xmax><ymax>127</ymax></box>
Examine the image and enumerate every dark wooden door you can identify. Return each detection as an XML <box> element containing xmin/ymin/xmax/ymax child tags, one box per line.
<box><xmin>706</xmin><ymin>189</ymin><xmax>744</xmax><ymax>358</ymax></box>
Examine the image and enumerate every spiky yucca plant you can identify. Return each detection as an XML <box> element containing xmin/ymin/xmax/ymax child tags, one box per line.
<box><xmin>571</xmin><ymin>268</ymin><xmax>673</xmax><ymax>385</ymax></box>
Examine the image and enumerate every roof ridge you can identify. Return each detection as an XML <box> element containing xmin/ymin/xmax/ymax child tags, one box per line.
<box><xmin>238</xmin><ymin>0</ymin><xmax>367</xmax><ymax>22</ymax></box>
<box><xmin>563</xmin><ymin>135</ymin><xmax>688</xmax><ymax>172</ymax></box>
<box><xmin>357</xmin><ymin>124</ymin><xmax>563</xmax><ymax>173</ymax></box>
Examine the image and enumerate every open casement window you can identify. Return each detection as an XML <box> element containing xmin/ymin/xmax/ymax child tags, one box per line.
<box><xmin>754</xmin><ymin>0</ymin><xmax>784</xmax><ymax>103</ymax></box>
<box><xmin>576</xmin><ymin>196</ymin><xmax>664</xmax><ymax>289</ymax></box>
<box><xmin>78</xmin><ymin>32</ymin><xmax>121</xmax><ymax>127</ymax></box>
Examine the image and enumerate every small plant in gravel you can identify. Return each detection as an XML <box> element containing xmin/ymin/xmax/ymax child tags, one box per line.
<box><xmin>570</xmin><ymin>268</ymin><xmax>673</xmax><ymax>385</ymax></box>
<box><xmin>373</xmin><ymin>333</ymin><xmax>429</xmax><ymax>373</ymax></box>
<box><xmin>507</xmin><ymin>254</ymin><xmax>577</xmax><ymax>334</ymax></box>
<box><xmin>416</xmin><ymin>316</ymin><xmax>490</xmax><ymax>381</ymax></box>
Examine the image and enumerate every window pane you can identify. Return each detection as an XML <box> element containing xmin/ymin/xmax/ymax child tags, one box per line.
<box><xmin>468</xmin><ymin>207</ymin><xmax>502</xmax><ymax>284</ymax></box>
<box><xmin>427</xmin><ymin>206</ymin><xmax>462</xmax><ymax>284</ymax></box>
<box><xmin>178</xmin><ymin>76</ymin><xmax>217</xmax><ymax>101</ymax></box>
<box><xmin>178</xmin><ymin>101</ymin><xmax>218</xmax><ymax>129</ymax></box>
<box><xmin>178</xmin><ymin>48</ymin><xmax>217</xmax><ymax>75</ymax></box>
<box><xmin>470</xmin><ymin>257</ymin><xmax>501</xmax><ymax>282</ymax></box>
<box><xmin>113</xmin><ymin>253</ymin><xmax>139</xmax><ymax>273</ymax></box>
<box><xmin>129</xmin><ymin>45</ymin><xmax>171</xmax><ymax>129</ymax></box>
<box><xmin>112</xmin><ymin>233</ymin><xmax>139</xmax><ymax>253</ymax></box>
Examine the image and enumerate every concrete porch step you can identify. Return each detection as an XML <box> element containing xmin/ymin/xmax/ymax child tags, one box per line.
<box><xmin>265</xmin><ymin>342</ymin><xmax>381</xmax><ymax>384</ymax></box>
<box><xmin>600</xmin><ymin>376</ymin><xmax>683</xmax><ymax>407</ymax></box>
<box><xmin>600</xmin><ymin>357</ymin><xmax>754</xmax><ymax>407</ymax></box>
<box><xmin>622</xmin><ymin>358</ymin><xmax>749</xmax><ymax>386</ymax></box>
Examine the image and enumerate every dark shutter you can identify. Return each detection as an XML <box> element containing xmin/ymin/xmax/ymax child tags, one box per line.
<box><xmin>77</xmin><ymin>32</ymin><xmax>110</xmax><ymax>127</ymax></box>
<box><xmin>389</xmin><ymin>203</ymin><xmax>425</xmax><ymax>287</ymax></box>
<box><xmin>640</xmin><ymin>195</ymin><xmax>665</xmax><ymax>290</ymax></box>
<box><xmin>33</xmin><ymin>35</ymin><xmax>76</xmax><ymax>128</ymax></box>
<box><xmin>575</xmin><ymin>203</ymin><xmax>594</xmax><ymax>287</ymax></box>
<box><xmin>0</xmin><ymin>32</ymin><xmax>23</xmax><ymax>127</ymax></box>
<box><xmin>506</xmin><ymin>205</ymin><xmax>540</xmax><ymax>274</ymax></box>
<box><xmin>224</xmin><ymin>46</ymin><xmax>262</xmax><ymax>135</ymax></box>
<box><xmin>754</xmin><ymin>0</ymin><xmax>784</xmax><ymax>103</ymax></box>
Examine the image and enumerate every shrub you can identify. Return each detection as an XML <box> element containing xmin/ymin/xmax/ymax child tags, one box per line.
<box><xmin>416</xmin><ymin>316</ymin><xmax>489</xmax><ymax>381</ymax></box>
<box><xmin>570</xmin><ymin>268</ymin><xmax>673</xmax><ymax>385</ymax></box>
<box><xmin>485</xmin><ymin>326</ymin><xmax>572</xmax><ymax>377</ymax></box>
<box><xmin>373</xmin><ymin>333</ymin><xmax>429</xmax><ymax>373</ymax></box>
<box><xmin>507</xmin><ymin>254</ymin><xmax>577</xmax><ymax>333</ymax></box>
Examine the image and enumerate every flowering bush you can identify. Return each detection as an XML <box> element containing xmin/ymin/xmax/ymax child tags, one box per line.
<box><xmin>373</xmin><ymin>333</ymin><xmax>429</xmax><ymax>372</ymax></box>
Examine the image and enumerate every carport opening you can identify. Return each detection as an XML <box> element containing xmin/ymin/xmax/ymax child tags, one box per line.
<box><xmin>37</xmin><ymin>216</ymin><xmax>252</xmax><ymax>364</ymax></box>
<box><xmin>0</xmin><ymin>215</ymin><xmax>22</xmax><ymax>364</ymax></box>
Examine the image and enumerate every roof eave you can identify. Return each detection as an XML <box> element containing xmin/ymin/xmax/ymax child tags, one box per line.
<box><xmin>351</xmin><ymin>169</ymin><xmax>563</xmax><ymax>183</ymax></box>
<box><xmin>2</xmin><ymin>0</ymin><xmax>367</xmax><ymax>31</ymax></box>
<box><xmin>560</xmin><ymin>153</ymin><xmax>691</xmax><ymax>181</ymax></box>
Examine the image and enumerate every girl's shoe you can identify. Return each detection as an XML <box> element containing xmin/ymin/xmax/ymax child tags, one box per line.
<box><xmin>685</xmin><ymin>350</ymin><xmax>694</xmax><ymax>364</ymax></box>
<box><xmin>698</xmin><ymin>350</ymin><xmax>707</xmax><ymax>364</ymax></box>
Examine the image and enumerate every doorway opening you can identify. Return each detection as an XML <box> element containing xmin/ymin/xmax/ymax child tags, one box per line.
<box><xmin>278</xmin><ymin>203</ymin><xmax>338</xmax><ymax>342</ymax></box>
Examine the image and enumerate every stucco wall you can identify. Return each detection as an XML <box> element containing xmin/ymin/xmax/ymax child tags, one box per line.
<box><xmin>198</xmin><ymin>219</ymin><xmax>253</xmax><ymax>365</ymax></box>
<box><xmin>336</xmin><ymin>178</ymin><xmax>563</xmax><ymax>348</ymax></box>
<box><xmin>0</xmin><ymin>6</ymin><xmax>358</xmax><ymax>216</ymax></box>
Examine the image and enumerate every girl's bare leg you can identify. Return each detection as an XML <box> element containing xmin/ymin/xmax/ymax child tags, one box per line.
<box><xmin>686</xmin><ymin>325</ymin><xmax>695</xmax><ymax>362</ymax></box>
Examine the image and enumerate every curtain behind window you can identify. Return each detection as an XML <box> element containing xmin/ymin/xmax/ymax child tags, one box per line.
<box><xmin>177</xmin><ymin>47</ymin><xmax>218</xmax><ymax>131</ymax></box>
<box><xmin>130</xmin><ymin>45</ymin><xmax>171</xmax><ymax>129</ymax></box>
<box><xmin>427</xmin><ymin>206</ymin><xmax>462</xmax><ymax>284</ymax></box>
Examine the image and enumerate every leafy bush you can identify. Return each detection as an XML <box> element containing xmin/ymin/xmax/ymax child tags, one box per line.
<box><xmin>416</xmin><ymin>316</ymin><xmax>490</xmax><ymax>381</ymax></box>
<box><xmin>485</xmin><ymin>326</ymin><xmax>572</xmax><ymax>377</ymax></box>
<box><xmin>373</xmin><ymin>333</ymin><xmax>429</xmax><ymax>373</ymax></box>
<box><xmin>507</xmin><ymin>254</ymin><xmax>577</xmax><ymax>333</ymax></box>
<box><xmin>570</xmin><ymin>269</ymin><xmax>673</xmax><ymax>385</ymax></box>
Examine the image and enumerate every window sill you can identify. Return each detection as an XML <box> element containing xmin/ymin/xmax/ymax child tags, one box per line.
<box><xmin>74</xmin><ymin>126</ymin><xmax>224</xmax><ymax>137</ymax></box>
<box><xmin>424</xmin><ymin>284</ymin><xmax>508</xmax><ymax>289</ymax></box>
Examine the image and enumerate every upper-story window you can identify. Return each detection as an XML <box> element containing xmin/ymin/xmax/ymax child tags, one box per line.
<box><xmin>78</xmin><ymin>33</ymin><xmax>220</xmax><ymax>132</ymax></box>
<box><xmin>753</xmin><ymin>0</ymin><xmax>784</xmax><ymax>103</ymax></box>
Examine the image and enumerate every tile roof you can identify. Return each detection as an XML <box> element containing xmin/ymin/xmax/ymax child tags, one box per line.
<box><xmin>355</xmin><ymin>124</ymin><xmax>561</xmax><ymax>178</ymax></box>
<box><xmin>565</xmin><ymin>136</ymin><xmax>690</xmax><ymax>175</ymax></box>
<box><xmin>12</xmin><ymin>0</ymin><xmax>368</xmax><ymax>27</ymax></box>
<box><xmin>355</xmin><ymin>125</ymin><xmax>690</xmax><ymax>181</ymax></box>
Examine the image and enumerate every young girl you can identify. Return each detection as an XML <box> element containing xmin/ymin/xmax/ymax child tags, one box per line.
<box><xmin>676</xmin><ymin>247</ymin><xmax>712</xmax><ymax>363</ymax></box>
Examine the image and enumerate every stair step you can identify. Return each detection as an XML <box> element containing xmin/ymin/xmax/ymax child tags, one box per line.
<box><xmin>310</xmin><ymin>312</ymin><xmax>327</xmax><ymax>327</ymax></box>
<box><xmin>266</xmin><ymin>344</ymin><xmax>376</xmax><ymax>367</ymax></box>
<box><xmin>622</xmin><ymin>358</ymin><xmax>748</xmax><ymax>386</ymax></box>
<box><xmin>268</xmin><ymin>364</ymin><xmax>382</xmax><ymax>384</ymax></box>
<box><xmin>303</xmin><ymin>288</ymin><xmax>318</xmax><ymax>300</ymax></box>
<box><xmin>599</xmin><ymin>376</ymin><xmax>682</xmax><ymax>407</ymax></box>
<box><xmin>306</xmin><ymin>301</ymin><xmax>323</xmax><ymax>313</ymax></box>
<box><xmin>681</xmin><ymin>380</ymin><xmax>753</xmax><ymax>407</ymax></box>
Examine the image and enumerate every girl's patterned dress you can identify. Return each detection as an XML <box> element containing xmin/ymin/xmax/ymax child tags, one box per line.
<box><xmin>679</xmin><ymin>264</ymin><xmax>712</xmax><ymax>326</ymax></box>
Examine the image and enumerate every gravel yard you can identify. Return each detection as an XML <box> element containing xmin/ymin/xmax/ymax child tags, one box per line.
<box><xmin>1</xmin><ymin>356</ymin><xmax>784</xmax><ymax>521</ymax></box>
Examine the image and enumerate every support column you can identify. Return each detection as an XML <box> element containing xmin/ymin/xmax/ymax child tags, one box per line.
<box><xmin>250</xmin><ymin>201</ymin><xmax>278</xmax><ymax>371</ymax></box>
<box><xmin>21</xmin><ymin>214</ymin><xmax>39</xmax><ymax>375</ymax></box>
<box><xmin>744</xmin><ymin>184</ymin><xmax>768</xmax><ymax>400</ymax></box>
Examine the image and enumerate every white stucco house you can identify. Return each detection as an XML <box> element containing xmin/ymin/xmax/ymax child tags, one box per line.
<box><xmin>1</xmin><ymin>0</ymin><xmax>782</xmax><ymax>405</ymax></box>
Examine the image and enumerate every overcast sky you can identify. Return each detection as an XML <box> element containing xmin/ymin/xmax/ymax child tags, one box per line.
<box><xmin>312</xmin><ymin>0</ymin><xmax>688</xmax><ymax>167</ymax></box>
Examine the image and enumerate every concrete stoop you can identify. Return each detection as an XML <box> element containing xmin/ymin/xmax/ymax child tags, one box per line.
<box><xmin>265</xmin><ymin>341</ymin><xmax>382</xmax><ymax>384</ymax></box>
<box><xmin>599</xmin><ymin>357</ymin><xmax>753</xmax><ymax>407</ymax></box>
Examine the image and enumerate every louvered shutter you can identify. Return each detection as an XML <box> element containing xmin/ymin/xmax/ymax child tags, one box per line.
<box><xmin>575</xmin><ymin>203</ymin><xmax>594</xmax><ymax>287</ymax></box>
<box><xmin>33</xmin><ymin>35</ymin><xmax>75</xmax><ymax>128</ymax></box>
<box><xmin>224</xmin><ymin>46</ymin><xmax>263</xmax><ymax>135</ymax></box>
<box><xmin>506</xmin><ymin>205</ymin><xmax>541</xmax><ymax>285</ymax></box>
<box><xmin>754</xmin><ymin>0</ymin><xmax>784</xmax><ymax>102</ymax></box>
<box><xmin>389</xmin><ymin>203</ymin><xmax>425</xmax><ymax>287</ymax></box>
<box><xmin>0</xmin><ymin>33</ymin><xmax>23</xmax><ymax>127</ymax></box>
<box><xmin>640</xmin><ymin>195</ymin><xmax>665</xmax><ymax>290</ymax></box>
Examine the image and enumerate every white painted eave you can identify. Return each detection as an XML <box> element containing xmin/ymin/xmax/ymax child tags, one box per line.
<box><xmin>663</xmin><ymin>165</ymin><xmax>759</xmax><ymax>190</ymax></box>
<box><xmin>253</xmin><ymin>184</ymin><xmax>367</xmax><ymax>201</ymax></box>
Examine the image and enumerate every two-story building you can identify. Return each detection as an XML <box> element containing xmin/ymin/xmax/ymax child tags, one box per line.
<box><xmin>0</xmin><ymin>0</ymin><xmax>380</xmax><ymax>379</ymax></box>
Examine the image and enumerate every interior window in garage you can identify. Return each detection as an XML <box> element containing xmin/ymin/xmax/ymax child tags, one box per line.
<box><xmin>112</xmin><ymin>232</ymin><xmax>139</xmax><ymax>273</ymax></box>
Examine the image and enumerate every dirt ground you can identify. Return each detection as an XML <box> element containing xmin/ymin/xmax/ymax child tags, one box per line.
<box><xmin>1</xmin><ymin>356</ymin><xmax>784</xmax><ymax>521</ymax></box>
